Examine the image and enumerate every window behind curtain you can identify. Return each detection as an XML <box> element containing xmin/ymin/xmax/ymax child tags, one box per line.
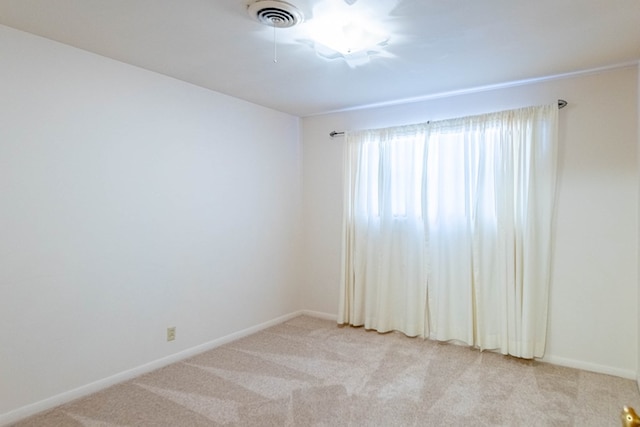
<box><xmin>339</xmin><ymin>104</ymin><xmax>558</xmax><ymax>359</ymax></box>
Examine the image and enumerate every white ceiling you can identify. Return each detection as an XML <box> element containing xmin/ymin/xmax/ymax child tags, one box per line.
<box><xmin>1</xmin><ymin>0</ymin><xmax>639</xmax><ymax>117</ymax></box>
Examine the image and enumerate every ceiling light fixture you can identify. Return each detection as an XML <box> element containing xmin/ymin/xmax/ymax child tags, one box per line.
<box><xmin>304</xmin><ymin>0</ymin><xmax>395</xmax><ymax>67</ymax></box>
<box><xmin>247</xmin><ymin>0</ymin><xmax>397</xmax><ymax>68</ymax></box>
<box><xmin>306</xmin><ymin>17</ymin><xmax>389</xmax><ymax>66</ymax></box>
<box><xmin>307</xmin><ymin>12</ymin><xmax>385</xmax><ymax>54</ymax></box>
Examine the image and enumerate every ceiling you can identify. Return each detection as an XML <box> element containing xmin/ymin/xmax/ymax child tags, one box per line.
<box><xmin>1</xmin><ymin>0</ymin><xmax>639</xmax><ymax>117</ymax></box>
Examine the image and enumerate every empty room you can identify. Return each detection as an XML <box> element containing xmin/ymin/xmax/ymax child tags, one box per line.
<box><xmin>1</xmin><ymin>0</ymin><xmax>640</xmax><ymax>425</ymax></box>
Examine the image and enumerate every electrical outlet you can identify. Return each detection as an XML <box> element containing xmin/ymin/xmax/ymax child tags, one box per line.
<box><xmin>167</xmin><ymin>327</ymin><xmax>176</xmax><ymax>342</ymax></box>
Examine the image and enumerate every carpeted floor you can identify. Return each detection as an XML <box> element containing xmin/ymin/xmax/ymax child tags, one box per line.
<box><xmin>13</xmin><ymin>315</ymin><xmax>640</xmax><ymax>426</ymax></box>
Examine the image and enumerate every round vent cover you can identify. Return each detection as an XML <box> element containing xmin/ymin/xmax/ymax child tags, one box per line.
<box><xmin>247</xmin><ymin>0</ymin><xmax>304</xmax><ymax>28</ymax></box>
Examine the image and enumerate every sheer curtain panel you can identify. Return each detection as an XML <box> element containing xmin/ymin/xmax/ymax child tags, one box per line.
<box><xmin>338</xmin><ymin>104</ymin><xmax>558</xmax><ymax>359</ymax></box>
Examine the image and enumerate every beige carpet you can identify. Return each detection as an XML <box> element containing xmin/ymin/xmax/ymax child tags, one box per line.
<box><xmin>13</xmin><ymin>315</ymin><xmax>640</xmax><ymax>426</ymax></box>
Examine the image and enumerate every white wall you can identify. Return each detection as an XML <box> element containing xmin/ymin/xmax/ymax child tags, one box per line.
<box><xmin>0</xmin><ymin>25</ymin><xmax>302</xmax><ymax>421</ymax></box>
<box><xmin>302</xmin><ymin>66</ymin><xmax>639</xmax><ymax>378</ymax></box>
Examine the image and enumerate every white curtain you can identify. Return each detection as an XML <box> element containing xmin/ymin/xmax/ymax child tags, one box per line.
<box><xmin>338</xmin><ymin>104</ymin><xmax>558</xmax><ymax>359</ymax></box>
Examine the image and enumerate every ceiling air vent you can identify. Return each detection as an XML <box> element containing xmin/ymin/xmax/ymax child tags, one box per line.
<box><xmin>247</xmin><ymin>0</ymin><xmax>304</xmax><ymax>28</ymax></box>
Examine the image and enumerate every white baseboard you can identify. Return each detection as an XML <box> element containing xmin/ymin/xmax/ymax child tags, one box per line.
<box><xmin>300</xmin><ymin>309</ymin><xmax>338</xmax><ymax>322</ymax></box>
<box><xmin>542</xmin><ymin>355</ymin><xmax>637</xmax><ymax>380</ymax></box>
<box><xmin>0</xmin><ymin>311</ymin><xmax>304</xmax><ymax>427</ymax></box>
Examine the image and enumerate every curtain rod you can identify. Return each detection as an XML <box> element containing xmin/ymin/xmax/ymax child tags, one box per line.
<box><xmin>329</xmin><ymin>99</ymin><xmax>568</xmax><ymax>138</ymax></box>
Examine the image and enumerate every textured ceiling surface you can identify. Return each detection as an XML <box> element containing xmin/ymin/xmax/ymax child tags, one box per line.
<box><xmin>1</xmin><ymin>0</ymin><xmax>639</xmax><ymax>116</ymax></box>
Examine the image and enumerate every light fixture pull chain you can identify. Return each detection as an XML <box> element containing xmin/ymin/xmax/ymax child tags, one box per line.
<box><xmin>273</xmin><ymin>20</ymin><xmax>278</xmax><ymax>63</ymax></box>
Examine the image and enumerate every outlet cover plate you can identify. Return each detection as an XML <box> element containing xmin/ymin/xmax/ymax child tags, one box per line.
<box><xmin>167</xmin><ymin>327</ymin><xmax>176</xmax><ymax>341</ymax></box>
